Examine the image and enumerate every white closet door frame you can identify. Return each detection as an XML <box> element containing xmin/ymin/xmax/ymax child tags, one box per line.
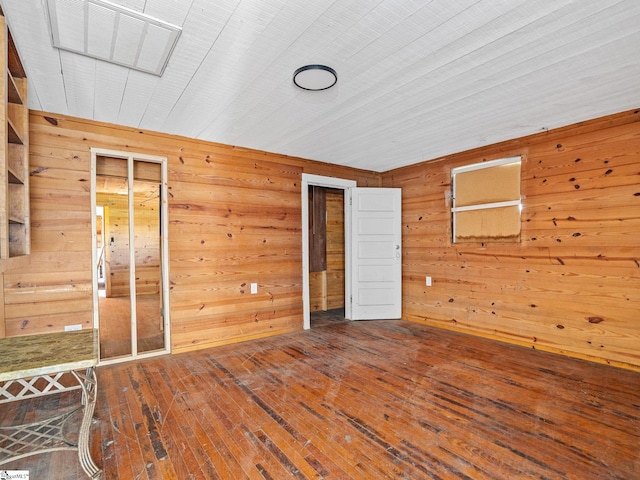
<box><xmin>91</xmin><ymin>147</ymin><xmax>170</xmax><ymax>365</ymax></box>
<box><xmin>301</xmin><ymin>174</ymin><xmax>356</xmax><ymax>330</ymax></box>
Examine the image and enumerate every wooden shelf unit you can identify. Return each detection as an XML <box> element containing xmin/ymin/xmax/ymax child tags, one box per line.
<box><xmin>0</xmin><ymin>8</ymin><xmax>29</xmax><ymax>266</ymax></box>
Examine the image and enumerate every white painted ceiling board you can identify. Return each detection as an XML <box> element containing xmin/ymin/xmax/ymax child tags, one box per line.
<box><xmin>59</xmin><ymin>51</ymin><xmax>97</xmax><ymax>119</ymax></box>
<box><xmin>255</xmin><ymin>0</ymin><xmax>639</xmax><ymax>169</ymax></box>
<box><xmin>2</xmin><ymin>0</ymin><xmax>64</xmax><ymax>113</ymax></box>
<box><xmin>225</xmin><ymin>0</ymin><xmax>549</xmax><ymax>158</ymax></box>
<box><xmin>139</xmin><ymin>0</ymin><xmax>238</xmax><ymax>131</ymax></box>
<box><xmin>195</xmin><ymin>0</ymin><xmax>359</xmax><ymax>141</ymax></box>
<box><xmin>1</xmin><ymin>0</ymin><xmax>638</xmax><ymax>171</ymax></box>
<box><xmin>163</xmin><ymin>0</ymin><xmax>328</xmax><ymax>139</ymax></box>
<box><xmin>115</xmin><ymin>69</ymin><xmax>161</xmax><ymax>127</ymax></box>
<box><xmin>93</xmin><ymin>61</ymin><xmax>130</xmax><ymax>125</ymax></box>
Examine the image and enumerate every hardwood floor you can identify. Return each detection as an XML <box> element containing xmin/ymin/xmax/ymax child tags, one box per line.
<box><xmin>310</xmin><ymin>308</ymin><xmax>348</xmax><ymax>328</ymax></box>
<box><xmin>2</xmin><ymin>317</ymin><xmax>639</xmax><ymax>479</ymax></box>
<box><xmin>99</xmin><ymin>293</ymin><xmax>165</xmax><ymax>359</ymax></box>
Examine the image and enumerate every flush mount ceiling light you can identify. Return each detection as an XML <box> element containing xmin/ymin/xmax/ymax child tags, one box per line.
<box><xmin>45</xmin><ymin>0</ymin><xmax>181</xmax><ymax>76</ymax></box>
<box><xmin>293</xmin><ymin>65</ymin><xmax>337</xmax><ymax>91</ymax></box>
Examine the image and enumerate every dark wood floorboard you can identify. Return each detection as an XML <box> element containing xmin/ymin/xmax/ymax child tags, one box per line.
<box><xmin>310</xmin><ymin>308</ymin><xmax>347</xmax><ymax>328</ymax></box>
<box><xmin>2</xmin><ymin>317</ymin><xmax>639</xmax><ymax>479</ymax></box>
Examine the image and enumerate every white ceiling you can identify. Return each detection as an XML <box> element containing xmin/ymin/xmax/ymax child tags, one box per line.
<box><xmin>2</xmin><ymin>0</ymin><xmax>639</xmax><ymax>172</ymax></box>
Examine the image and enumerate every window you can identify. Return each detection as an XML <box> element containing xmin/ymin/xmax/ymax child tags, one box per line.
<box><xmin>451</xmin><ymin>156</ymin><xmax>521</xmax><ymax>243</ymax></box>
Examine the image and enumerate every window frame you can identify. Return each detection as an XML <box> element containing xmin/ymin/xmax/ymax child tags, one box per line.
<box><xmin>451</xmin><ymin>155</ymin><xmax>522</xmax><ymax>244</ymax></box>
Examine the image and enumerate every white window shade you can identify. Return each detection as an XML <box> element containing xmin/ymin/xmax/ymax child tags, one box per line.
<box><xmin>46</xmin><ymin>0</ymin><xmax>181</xmax><ymax>76</ymax></box>
<box><xmin>451</xmin><ymin>156</ymin><xmax>522</xmax><ymax>243</ymax></box>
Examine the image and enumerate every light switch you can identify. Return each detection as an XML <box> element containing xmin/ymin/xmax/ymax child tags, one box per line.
<box><xmin>250</xmin><ymin>283</ymin><xmax>258</xmax><ymax>294</ymax></box>
<box><xmin>426</xmin><ymin>276</ymin><xmax>432</xmax><ymax>287</ymax></box>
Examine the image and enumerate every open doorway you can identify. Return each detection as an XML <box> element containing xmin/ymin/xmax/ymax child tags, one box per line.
<box><xmin>91</xmin><ymin>149</ymin><xmax>170</xmax><ymax>364</ymax></box>
<box><xmin>302</xmin><ymin>174</ymin><xmax>356</xmax><ymax>329</ymax></box>
<box><xmin>308</xmin><ymin>186</ymin><xmax>346</xmax><ymax>328</ymax></box>
<box><xmin>302</xmin><ymin>174</ymin><xmax>403</xmax><ymax>328</ymax></box>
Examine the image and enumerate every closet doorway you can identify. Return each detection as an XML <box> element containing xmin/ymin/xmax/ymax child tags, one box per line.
<box><xmin>308</xmin><ymin>186</ymin><xmax>346</xmax><ymax>327</ymax></box>
<box><xmin>91</xmin><ymin>148</ymin><xmax>170</xmax><ymax>364</ymax></box>
<box><xmin>302</xmin><ymin>174</ymin><xmax>357</xmax><ymax>329</ymax></box>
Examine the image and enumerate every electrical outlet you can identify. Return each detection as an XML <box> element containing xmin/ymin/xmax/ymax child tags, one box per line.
<box><xmin>250</xmin><ymin>283</ymin><xmax>258</xmax><ymax>294</ymax></box>
<box><xmin>425</xmin><ymin>276</ymin><xmax>432</xmax><ymax>287</ymax></box>
<box><xmin>64</xmin><ymin>324</ymin><xmax>82</xmax><ymax>332</ymax></box>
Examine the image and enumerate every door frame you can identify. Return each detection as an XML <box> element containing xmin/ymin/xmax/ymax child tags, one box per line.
<box><xmin>301</xmin><ymin>174</ymin><xmax>356</xmax><ymax>329</ymax></box>
<box><xmin>90</xmin><ymin>147</ymin><xmax>171</xmax><ymax>364</ymax></box>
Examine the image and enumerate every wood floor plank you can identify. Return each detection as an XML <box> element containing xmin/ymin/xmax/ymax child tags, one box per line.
<box><xmin>146</xmin><ymin>358</ymin><xmax>243</xmax><ymax>479</ymax></box>
<box><xmin>126</xmin><ymin>363</ymin><xmax>184</xmax><ymax>480</ymax></box>
<box><xmin>110</xmin><ymin>365</ymin><xmax>150</xmax><ymax>480</ymax></box>
<box><xmin>273</xmin><ymin>335</ymin><xmax>511</xmax><ymax>479</ymax></box>
<box><xmin>4</xmin><ymin>317</ymin><xmax>639</xmax><ymax>478</ymax></box>
<box><xmin>173</xmin><ymin>357</ymin><xmax>286</xmax><ymax>479</ymax></box>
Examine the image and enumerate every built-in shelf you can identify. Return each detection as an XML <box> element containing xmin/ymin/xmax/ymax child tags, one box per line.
<box><xmin>0</xmin><ymin>7</ymin><xmax>30</xmax><ymax>269</ymax></box>
<box><xmin>7</xmin><ymin>168</ymin><xmax>21</xmax><ymax>184</ymax></box>
<box><xmin>7</xmin><ymin>73</ymin><xmax>22</xmax><ymax>105</ymax></box>
<box><xmin>8</xmin><ymin>143</ymin><xmax>24</xmax><ymax>181</ymax></box>
<box><xmin>7</xmin><ymin>117</ymin><xmax>23</xmax><ymax>145</ymax></box>
<box><xmin>8</xmin><ymin>223</ymin><xmax>27</xmax><ymax>256</ymax></box>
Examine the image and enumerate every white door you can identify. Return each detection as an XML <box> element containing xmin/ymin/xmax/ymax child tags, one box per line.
<box><xmin>350</xmin><ymin>187</ymin><xmax>402</xmax><ymax>320</ymax></box>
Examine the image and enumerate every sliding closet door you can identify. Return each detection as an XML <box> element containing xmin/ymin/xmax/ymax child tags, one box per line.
<box><xmin>92</xmin><ymin>149</ymin><xmax>169</xmax><ymax>363</ymax></box>
<box><xmin>133</xmin><ymin>162</ymin><xmax>165</xmax><ymax>355</ymax></box>
<box><xmin>96</xmin><ymin>156</ymin><xmax>133</xmax><ymax>359</ymax></box>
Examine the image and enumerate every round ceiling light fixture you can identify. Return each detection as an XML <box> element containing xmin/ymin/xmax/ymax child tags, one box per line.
<box><xmin>293</xmin><ymin>64</ymin><xmax>337</xmax><ymax>91</ymax></box>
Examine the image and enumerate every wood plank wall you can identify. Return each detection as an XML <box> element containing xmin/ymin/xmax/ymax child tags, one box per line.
<box><xmin>1</xmin><ymin>111</ymin><xmax>378</xmax><ymax>351</ymax></box>
<box><xmin>2</xmin><ymin>108</ymin><xmax>637</xmax><ymax>370</ymax></box>
<box><xmin>326</xmin><ymin>189</ymin><xmax>345</xmax><ymax>309</ymax></box>
<box><xmin>381</xmin><ymin>108</ymin><xmax>640</xmax><ymax>370</ymax></box>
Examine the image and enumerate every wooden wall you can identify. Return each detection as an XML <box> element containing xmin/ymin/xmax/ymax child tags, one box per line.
<box><xmin>325</xmin><ymin>189</ymin><xmax>345</xmax><ymax>309</ymax></box>
<box><xmin>1</xmin><ymin>111</ymin><xmax>378</xmax><ymax>351</ymax></box>
<box><xmin>3</xmin><ymin>108</ymin><xmax>637</xmax><ymax>370</ymax></box>
<box><xmin>382</xmin><ymin>108</ymin><xmax>640</xmax><ymax>370</ymax></box>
